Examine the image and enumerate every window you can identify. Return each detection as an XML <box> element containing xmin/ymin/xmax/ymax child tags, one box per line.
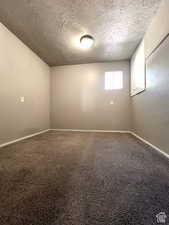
<box><xmin>131</xmin><ymin>41</ymin><xmax>146</xmax><ymax>96</ymax></box>
<box><xmin>105</xmin><ymin>71</ymin><xmax>123</xmax><ymax>90</ymax></box>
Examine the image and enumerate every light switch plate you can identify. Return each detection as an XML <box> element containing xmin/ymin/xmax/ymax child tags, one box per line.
<box><xmin>20</xmin><ymin>97</ymin><xmax>25</xmax><ymax>102</ymax></box>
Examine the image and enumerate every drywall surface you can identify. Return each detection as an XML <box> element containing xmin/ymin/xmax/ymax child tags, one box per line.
<box><xmin>51</xmin><ymin>62</ymin><xmax>131</xmax><ymax>130</ymax></box>
<box><xmin>132</xmin><ymin>35</ymin><xmax>169</xmax><ymax>154</ymax></box>
<box><xmin>0</xmin><ymin>23</ymin><xmax>50</xmax><ymax>145</ymax></box>
<box><xmin>144</xmin><ymin>0</ymin><xmax>169</xmax><ymax>58</ymax></box>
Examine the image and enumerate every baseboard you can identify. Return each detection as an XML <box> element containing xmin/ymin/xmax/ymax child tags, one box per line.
<box><xmin>1</xmin><ymin>128</ymin><xmax>168</xmax><ymax>161</ymax></box>
<box><xmin>50</xmin><ymin>129</ymin><xmax>131</xmax><ymax>133</ymax></box>
<box><xmin>130</xmin><ymin>131</ymin><xmax>169</xmax><ymax>160</ymax></box>
<box><xmin>0</xmin><ymin>129</ymin><xmax>50</xmax><ymax>148</ymax></box>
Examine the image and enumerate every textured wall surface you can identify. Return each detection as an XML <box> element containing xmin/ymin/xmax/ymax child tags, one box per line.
<box><xmin>51</xmin><ymin>62</ymin><xmax>131</xmax><ymax>130</ymax></box>
<box><xmin>0</xmin><ymin>23</ymin><xmax>50</xmax><ymax>145</ymax></box>
<box><xmin>0</xmin><ymin>0</ymin><xmax>161</xmax><ymax>66</ymax></box>
<box><xmin>132</xmin><ymin>35</ymin><xmax>169</xmax><ymax>154</ymax></box>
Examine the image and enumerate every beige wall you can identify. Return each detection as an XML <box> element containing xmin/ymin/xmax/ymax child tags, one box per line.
<box><xmin>144</xmin><ymin>0</ymin><xmax>169</xmax><ymax>58</ymax></box>
<box><xmin>2</xmin><ymin>0</ymin><xmax>168</xmax><ymax>151</ymax></box>
<box><xmin>51</xmin><ymin>62</ymin><xmax>131</xmax><ymax>131</ymax></box>
<box><xmin>132</xmin><ymin>0</ymin><xmax>169</xmax><ymax>154</ymax></box>
<box><xmin>0</xmin><ymin>23</ymin><xmax>50</xmax><ymax>145</ymax></box>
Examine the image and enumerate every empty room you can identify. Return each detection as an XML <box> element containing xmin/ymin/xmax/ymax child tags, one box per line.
<box><xmin>0</xmin><ymin>0</ymin><xmax>169</xmax><ymax>224</ymax></box>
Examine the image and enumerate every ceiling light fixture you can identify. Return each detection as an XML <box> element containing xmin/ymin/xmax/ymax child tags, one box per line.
<box><xmin>80</xmin><ymin>35</ymin><xmax>94</xmax><ymax>49</ymax></box>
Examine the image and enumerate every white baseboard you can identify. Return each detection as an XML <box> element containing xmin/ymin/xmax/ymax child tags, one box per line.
<box><xmin>130</xmin><ymin>131</ymin><xmax>169</xmax><ymax>160</ymax></box>
<box><xmin>0</xmin><ymin>129</ymin><xmax>50</xmax><ymax>148</ymax></box>
<box><xmin>1</xmin><ymin>128</ymin><xmax>169</xmax><ymax>161</ymax></box>
<box><xmin>50</xmin><ymin>129</ymin><xmax>131</xmax><ymax>133</ymax></box>
<box><xmin>50</xmin><ymin>129</ymin><xmax>169</xmax><ymax>160</ymax></box>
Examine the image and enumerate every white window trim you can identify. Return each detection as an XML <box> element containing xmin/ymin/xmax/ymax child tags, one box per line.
<box><xmin>130</xmin><ymin>41</ymin><xmax>146</xmax><ymax>96</ymax></box>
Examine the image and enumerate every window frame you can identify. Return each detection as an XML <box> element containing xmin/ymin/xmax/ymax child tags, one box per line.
<box><xmin>130</xmin><ymin>41</ymin><xmax>146</xmax><ymax>96</ymax></box>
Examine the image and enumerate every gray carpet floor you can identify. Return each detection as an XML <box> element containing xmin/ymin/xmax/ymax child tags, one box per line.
<box><xmin>0</xmin><ymin>131</ymin><xmax>169</xmax><ymax>225</ymax></box>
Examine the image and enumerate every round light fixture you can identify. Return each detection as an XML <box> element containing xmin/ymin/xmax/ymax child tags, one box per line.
<box><xmin>80</xmin><ymin>35</ymin><xmax>94</xmax><ymax>49</ymax></box>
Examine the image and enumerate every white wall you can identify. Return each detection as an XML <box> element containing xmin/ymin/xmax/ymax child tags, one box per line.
<box><xmin>132</xmin><ymin>0</ymin><xmax>169</xmax><ymax>154</ymax></box>
<box><xmin>0</xmin><ymin>23</ymin><xmax>50</xmax><ymax>145</ymax></box>
<box><xmin>51</xmin><ymin>62</ymin><xmax>131</xmax><ymax>131</ymax></box>
<box><xmin>144</xmin><ymin>0</ymin><xmax>169</xmax><ymax>58</ymax></box>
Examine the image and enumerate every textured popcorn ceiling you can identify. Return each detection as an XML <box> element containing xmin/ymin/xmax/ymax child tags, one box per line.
<box><xmin>0</xmin><ymin>0</ymin><xmax>161</xmax><ymax>66</ymax></box>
